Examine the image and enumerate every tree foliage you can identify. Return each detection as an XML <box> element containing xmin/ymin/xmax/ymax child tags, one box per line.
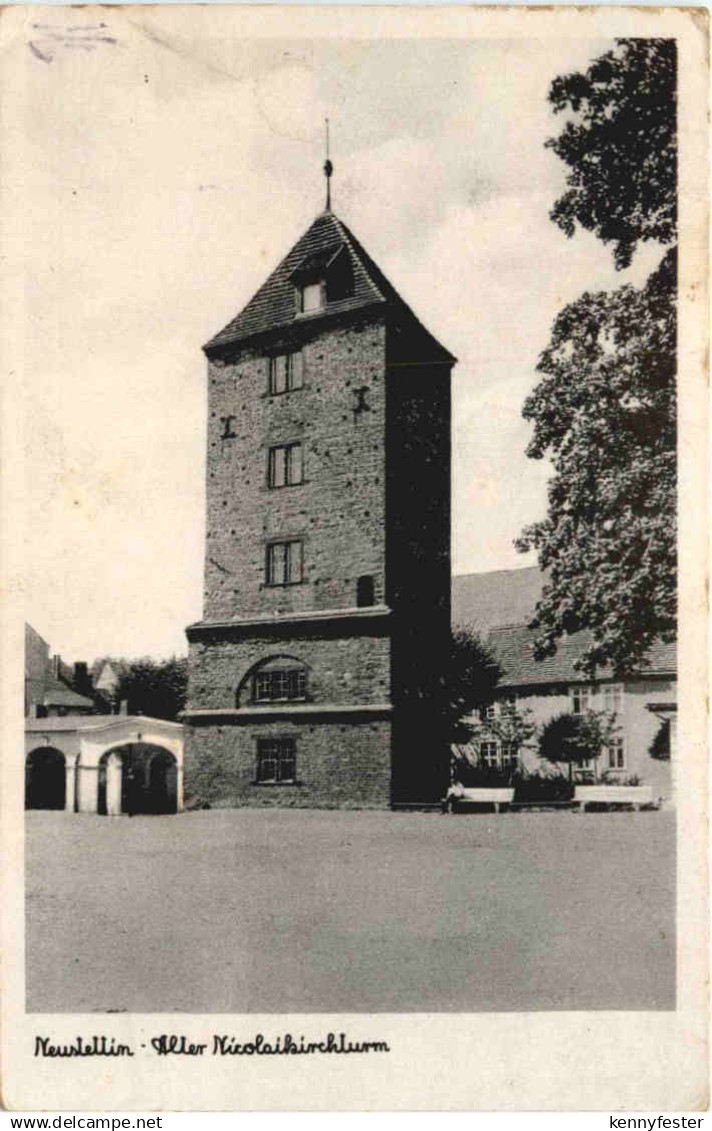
<box><xmin>649</xmin><ymin>718</ymin><xmax>671</xmax><ymax>761</ymax></box>
<box><xmin>114</xmin><ymin>656</ymin><xmax>188</xmax><ymax>721</ymax></box>
<box><xmin>484</xmin><ymin>703</ymin><xmax>538</xmax><ymax>753</ymax></box>
<box><xmin>517</xmin><ymin>249</ymin><xmax>676</xmax><ymax>675</ymax></box>
<box><xmin>448</xmin><ymin>627</ymin><xmax>502</xmax><ymax>743</ymax></box>
<box><xmin>519</xmin><ymin>38</ymin><xmax>677</xmax><ymax>676</ymax></box>
<box><xmin>547</xmin><ymin>38</ymin><xmax>676</xmax><ymax>269</ymax></box>
<box><xmin>538</xmin><ymin>710</ymin><xmax>618</xmax><ymax>778</ymax></box>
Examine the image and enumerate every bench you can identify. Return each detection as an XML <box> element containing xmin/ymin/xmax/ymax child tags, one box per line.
<box><xmin>574</xmin><ymin>785</ymin><xmax>655</xmax><ymax>811</ymax></box>
<box><xmin>444</xmin><ymin>787</ymin><xmax>515</xmax><ymax>813</ymax></box>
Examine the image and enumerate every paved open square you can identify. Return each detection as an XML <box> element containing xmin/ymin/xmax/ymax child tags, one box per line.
<box><xmin>26</xmin><ymin>809</ymin><xmax>675</xmax><ymax>1013</ymax></box>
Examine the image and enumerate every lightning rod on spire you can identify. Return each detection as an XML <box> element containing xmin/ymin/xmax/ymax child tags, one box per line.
<box><xmin>323</xmin><ymin>117</ymin><xmax>333</xmax><ymax>211</ymax></box>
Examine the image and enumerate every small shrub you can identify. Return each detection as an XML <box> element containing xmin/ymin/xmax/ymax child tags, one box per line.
<box><xmin>512</xmin><ymin>771</ymin><xmax>574</xmax><ymax>803</ymax></box>
<box><xmin>649</xmin><ymin>720</ymin><xmax>671</xmax><ymax>760</ymax></box>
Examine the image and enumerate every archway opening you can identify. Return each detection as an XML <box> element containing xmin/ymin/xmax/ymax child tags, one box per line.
<box><xmin>98</xmin><ymin>744</ymin><xmax>178</xmax><ymax>816</ymax></box>
<box><xmin>25</xmin><ymin>748</ymin><xmax>66</xmax><ymax>810</ymax></box>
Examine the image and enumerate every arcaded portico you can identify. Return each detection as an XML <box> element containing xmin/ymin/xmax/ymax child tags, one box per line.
<box><xmin>25</xmin><ymin>715</ymin><xmax>184</xmax><ymax>816</ymax></box>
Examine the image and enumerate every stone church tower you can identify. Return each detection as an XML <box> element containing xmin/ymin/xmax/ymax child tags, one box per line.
<box><xmin>184</xmin><ymin>181</ymin><xmax>455</xmax><ymax>808</ymax></box>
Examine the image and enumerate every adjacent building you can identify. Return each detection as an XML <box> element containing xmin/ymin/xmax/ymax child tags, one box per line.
<box><xmin>184</xmin><ymin>192</ymin><xmax>455</xmax><ymax>808</ymax></box>
<box><xmin>24</xmin><ymin>624</ymin><xmax>95</xmax><ymax>718</ymax></box>
<box><xmin>25</xmin><ymin>715</ymin><xmax>184</xmax><ymax>815</ymax></box>
<box><xmin>24</xmin><ymin>626</ymin><xmax>184</xmax><ymax>815</ymax></box>
<box><xmin>452</xmin><ymin>567</ymin><xmax>676</xmax><ymax>802</ymax></box>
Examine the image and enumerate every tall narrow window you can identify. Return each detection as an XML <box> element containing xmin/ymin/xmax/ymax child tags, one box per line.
<box><xmin>266</xmin><ymin>540</ymin><xmax>303</xmax><ymax>586</ymax></box>
<box><xmin>268</xmin><ymin>443</ymin><xmax>303</xmax><ymax>488</ymax></box>
<box><xmin>606</xmin><ymin>736</ymin><xmax>626</xmax><ymax>770</ymax></box>
<box><xmin>356</xmin><ymin>575</ymin><xmax>375</xmax><ymax>607</ymax></box>
<box><xmin>602</xmin><ymin>684</ymin><xmax>623</xmax><ymax>715</ymax></box>
<box><xmin>479</xmin><ymin>742</ymin><xmax>499</xmax><ymax>769</ymax></box>
<box><xmin>269</xmin><ymin>351</ymin><xmax>303</xmax><ymax>396</ymax></box>
<box><xmin>571</xmin><ymin>685</ymin><xmax>593</xmax><ymax>715</ymax></box>
<box><xmin>256</xmin><ymin>737</ymin><xmax>296</xmax><ymax>783</ymax></box>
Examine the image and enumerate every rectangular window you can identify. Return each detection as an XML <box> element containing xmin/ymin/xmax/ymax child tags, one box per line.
<box><xmin>480</xmin><ymin>703</ymin><xmax>496</xmax><ymax>722</ymax></box>
<box><xmin>266</xmin><ymin>540</ymin><xmax>303</xmax><ymax>586</ymax></box>
<box><xmin>256</xmin><ymin>737</ymin><xmax>296</xmax><ymax>783</ymax></box>
<box><xmin>269</xmin><ymin>351</ymin><xmax>304</xmax><ymax>396</ymax></box>
<box><xmin>268</xmin><ymin>443</ymin><xmax>303</xmax><ymax>488</ymax></box>
<box><xmin>300</xmin><ymin>282</ymin><xmax>323</xmax><ymax>313</ymax></box>
<box><xmin>602</xmin><ymin>683</ymin><xmax>624</xmax><ymax>715</ymax></box>
<box><xmin>500</xmin><ymin>744</ymin><xmax>520</xmax><ymax>770</ymax></box>
<box><xmin>254</xmin><ymin>669</ymin><xmax>306</xmax><ymax>703</ymax></box>
<box><xmin>479</xmin><ymin>742</ymin><xmax>519</xmax><ymax>770</ymax></box>
<box><xmin>571</xmin><ymin>685</ymin><xmax>594</xmax><ymax>715</ymax></box>
<box><xmin>606</xmin><ymin>736</ymin><xmax>626</xmax><ymax>770</ymax></box>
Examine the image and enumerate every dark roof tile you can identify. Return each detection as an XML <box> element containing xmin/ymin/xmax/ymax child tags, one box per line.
<box><xmin>42</xmin><ymin>679</ymin><xmax>95</xmax><ymax>708</ymax></box>
<box><xmin>205</xmin><ymin>209</ymin><xmax>454</xmax><ymax>361</ymax></box>
<box><xmin>453</xmin><ymin>567</ymin><xmax>676</xmax><ymax>684</ymax></box>
<box><xmin>489</xmin><ymin>623</ymin><xmax>676</xmax><ymax>686</ymax></box>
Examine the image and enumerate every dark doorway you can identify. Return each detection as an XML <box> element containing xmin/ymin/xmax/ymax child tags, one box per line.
<box><xmin>25</xmin><ymin>748</ymin><xmax>66</xmax><ymax>810</ymax></box>
<box><xmin>146</xmin><ymin>749</ymin><xmax>178</xmax><ymax>814</ymax></box>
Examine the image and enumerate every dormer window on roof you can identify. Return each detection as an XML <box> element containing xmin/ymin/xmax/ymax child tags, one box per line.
<box><xmin>203</xmin><ymin>208</ymin><xmax>456</xmax><ymax>361</ymax></box>
<box><xmin>289</xmin><ymin>242</ymin><xmax>354</xmax><ymax>316</ymax></box>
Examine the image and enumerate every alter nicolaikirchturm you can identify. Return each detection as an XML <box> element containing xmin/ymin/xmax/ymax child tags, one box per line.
<box><xmin>184</xmin><ymin>166</ymin><xmax>455</xmax><ymax>808</ymax></box>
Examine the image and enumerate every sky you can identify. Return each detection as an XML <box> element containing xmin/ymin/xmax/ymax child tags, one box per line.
<box><xmin>16</xmin><ymin>15</ymin><xmax>662</xmax><ymax>661</ymax></box>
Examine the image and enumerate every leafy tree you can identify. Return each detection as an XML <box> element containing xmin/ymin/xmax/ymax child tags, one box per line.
<box><xmin>452</xmin><ymin>701</ymin><xmax>537</xmax><ymax>787</ymax></box>
<box><xmin>485</xmin><ymin>702</ymin><xmax>538</xmax><ymax>755</ymax></box>
<box><xmin>538</xmin><ymin>710</ymin><xmax>618</xmax><ymax>782</ymax></box>
<box><xmin>547</xmin><ymin>38</ymin><xmax>676</xmax><ymax>269</ymax></box>
<box><xmin>114</xmin><ymin>656</ymin><xmax>188</xmax><ymax>721</ymax></box>
<box><xmin>517</xmin><ymin>249</ymin><xmax>676</xmax><ymax>674</ymax></box>
<box><xmin>447</xmin><ymin>627</ymin><xmax>502</xmax><ymax>744</ymax></box>
<box><xmin>518</xmin><ymin>39</ymin><xmax>677</xmax><ymax>676</ymax></box>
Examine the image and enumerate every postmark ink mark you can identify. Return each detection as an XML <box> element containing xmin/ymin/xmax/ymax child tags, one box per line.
<box><xmin>28</xmin><ymin>23</ymin><xmax>118</xmax><ymax>64</ymax></box>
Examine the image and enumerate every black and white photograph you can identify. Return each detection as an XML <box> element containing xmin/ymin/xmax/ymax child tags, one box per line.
<box><xmin>2</xmin><ymin>3</ymin><xmax>708</xmax><ymax>1112</ymax></box>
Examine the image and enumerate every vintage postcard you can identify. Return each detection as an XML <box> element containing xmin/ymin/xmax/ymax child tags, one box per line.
<box><xmin>1</xmin><ymin>3</ymin><xmax>708</xmax><ymax>1111</ymax></box>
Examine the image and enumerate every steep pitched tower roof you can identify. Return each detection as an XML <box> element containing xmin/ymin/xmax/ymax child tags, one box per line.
<box><xmin>204</xmin><ymin>208</ymin><xmax>455</xmax><ymax>363</ymax></box>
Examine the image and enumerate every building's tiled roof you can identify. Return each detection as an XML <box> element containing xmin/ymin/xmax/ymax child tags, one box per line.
<box><xmin>42</xmin><ymin>679</ymin><xmax>94</xmax><ymax>709</ymax></box>
<box><xmin>489</xmin><ymin>625</ymin><xmax>676</xmax><ymax>688</ymax></box>
<box><xmin>453</xmin><ymin>567</ymin><xmax>676</xmax><ymax>686</ymax></box>
<box><xmin>452</xmin><ymin>566</ymin><xmax>543</xmax><ymax>633</ymax></box>
<box><xmin>205</xmin><ymin>209</ymin><xmax>454</xmax><ymax>361</ymax></box>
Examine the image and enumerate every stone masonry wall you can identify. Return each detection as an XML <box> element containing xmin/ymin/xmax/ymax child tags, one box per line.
<box><xmin>187</xmin><ymin>625</ymin><xmax>390</xmax><ymax>711</ymax></box>
<box><xmin>204</xmin><ymin>317</ymin><xmax>387</xmax><ymax>621</ymax></box>
<box><xmin>386</xmin><ymin>363</ymin><xmax>452</xmax><ymax>803</ymax></box>
<box><xmin>184</xmin><ymin>718</ymin><xmax>392</xmax><ymax>808</ymax></box>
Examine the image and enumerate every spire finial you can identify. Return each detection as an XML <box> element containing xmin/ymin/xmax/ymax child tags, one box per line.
<box><xmin>323</xmin><ymin>117</ymin><xmax>333</xmax><ymax>211</ymax></box>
